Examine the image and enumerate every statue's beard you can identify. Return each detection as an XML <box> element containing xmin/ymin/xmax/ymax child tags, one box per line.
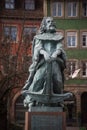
<box><xmin>47</xmin><ymin>25</ymin><xmax>56</xmax><ymax>33</ymax></box>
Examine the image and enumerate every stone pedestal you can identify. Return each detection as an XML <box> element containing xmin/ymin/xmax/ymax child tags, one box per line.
<box><xmin>24</xmin><ymin>107</ymin><xmax>66</xmax><ymax>130</ymax></box>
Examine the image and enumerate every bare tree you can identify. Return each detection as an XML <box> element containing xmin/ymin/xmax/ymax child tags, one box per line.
<box><xmin>0</xmin><ymin>21</ymin><xmax>33</xmax><ymax>130</ymax></box>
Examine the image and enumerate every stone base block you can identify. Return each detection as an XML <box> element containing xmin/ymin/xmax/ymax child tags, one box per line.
<box><xmin>25</xmin><ymin>107</ymin><xmax>66</xmax><ymax>130</ymax></box>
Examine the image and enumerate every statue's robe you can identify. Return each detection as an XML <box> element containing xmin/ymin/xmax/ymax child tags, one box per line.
<box><xmin>24</xmin><ymin>32</ymin><xmax>67</xmax><ymax>104</ymax></box>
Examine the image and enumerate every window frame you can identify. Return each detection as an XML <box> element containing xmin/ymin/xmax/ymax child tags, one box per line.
<box><xmin>66</xmin><ymin>60</ymin><xmax>79</xmax><ymax>78</ymax></box>
<box><xmin>80</xmin><ymin>30</ymin><xmax>87</xmax><ymax>48</ymax></box>
<box><xmin>5</xmin><ymin>0</ymin><xmax>15</xmax><ymax>9</ymax></box>
<box><xmin>23</xmin><ymin>25</ymin><xmax>38</xmax><ymax>55</ymax></box>
<box><xmin>23</xmin><ymin>26</ymin><xmax>37</xmax><ymax>42</ymax></box>
<box><xmin>65</xmin><ymin>1</ymin><xmax>79</xmax><ymax>18</ymax></box>
<box><xmin>81</xmin><ymin>60</ymin><xmax>87</xmax><ymax>78</ymax></box>
<box><xmin>3</xmin><ymin>25</ymin><xmax>18</xmax><ymax>43</ymax></box>
<box><xmin>51</xmin><ymin>0</ymin><xmax>64</xmax><ymax>18</ymax></box>
<box><xmin>81</xmin><ymin>0</ymin><xmax>87</xmax><ymax>17</ymax></box>
<box><xmin>24</xmin><ymin>0</ymin><xmax>35</xmax><ymax>10</ymax></box>
<box><xmin>65</xmin><ymin>30</ymin><xmax>78</xmax><ymax>48</ymax></box>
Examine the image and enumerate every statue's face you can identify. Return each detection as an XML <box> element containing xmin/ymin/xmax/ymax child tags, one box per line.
<box><xmin>45</xmin><ymin>17</ymin><xmax>56</xmax><ymax>32</ymax></box>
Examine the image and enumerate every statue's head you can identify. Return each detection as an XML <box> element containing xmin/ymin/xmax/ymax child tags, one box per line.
<box><xmin>39</xmin><ymin>17</ymin><xmax>56</xmax><ymax>34</ymax></box>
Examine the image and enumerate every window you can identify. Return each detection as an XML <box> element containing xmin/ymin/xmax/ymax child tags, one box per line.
<box><xmin>81</xmin><ymin>32</ymin><xmax>87</xmax><ymax>47</ymax></box>
<box><xmin>67</xmin><ymin>32</ymin><xmax>77</xmax><ymax>47</ymax></box>
<box><xmin>3</xmin><ymin>26</ymin><xmax>17</xmax><ymax>42</ymax></box>
<box><xmin>25</xmin><ymin>0</ymin><xmax>35</xmax><ymax>10</ymax></box>
<box><xmin>82</xmin><ymin>1</ymin><xmax>87</xmax><ymax>17</ymax></box>
<box><xmin>23</xmin><ymin>27</ymin><xmax>37</xmax><ymax>42</ymax></box>
<box><xmin>5</xmin><ymin>0</ymin><xmax>15</xmax><ymax>9</ymax></box>
<box><xmin>67</xmin><ymin>61</ymin><xmax>77</xmax><ymax>77</ymax></box>
<box><xmin>67</xmin><ymin>2</ymin><xmax>77</xmax><ymax>17</ymax></box>
<box><xmin>52</xmin><ymin>2</ymin><xmax>63</xmax><ymax>17</ymax></box>
<box><xmin>82</xmin><ymin>62</ymin><xmax>87</xmax><ymax>77</ymax></box>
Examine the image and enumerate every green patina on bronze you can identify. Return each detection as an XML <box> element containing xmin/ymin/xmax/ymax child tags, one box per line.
<box><xmin>22</xmin><ymin>17</ymin><xmax>72</xmax><ymax>109</ymax></box>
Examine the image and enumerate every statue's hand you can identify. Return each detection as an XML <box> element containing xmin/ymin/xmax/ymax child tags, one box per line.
<box><xmin>40</xmin><ymin>49</ymin><xmax>51</xmax><ymax>62</ymax></box>
<box><xmin>51</xmin><ymin>50</ymin><xmax>61</xmax><ymax>59</ymax></box>
<box><xmin>51</xmin><ymin>52</ymin><xmax>58</xmax><ymax>59</ymax></box>
<box><xmin>44</xmin><ymin>52</ymin><xmax>51</xmax><ymax>62</ymax></box>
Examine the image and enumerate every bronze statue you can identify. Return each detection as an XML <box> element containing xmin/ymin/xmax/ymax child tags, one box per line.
<box><xmin>22</xmin><ymin>17</ymin><xmax>72</xmax><ymax>109</ymax></box>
